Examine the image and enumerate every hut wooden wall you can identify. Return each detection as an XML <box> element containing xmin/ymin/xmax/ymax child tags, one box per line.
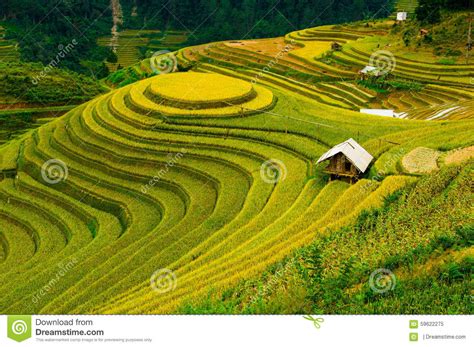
<box><xmin>326</xmin><ymin>153</ymin><xmax>357</xmax><ymax>176</ymax></box>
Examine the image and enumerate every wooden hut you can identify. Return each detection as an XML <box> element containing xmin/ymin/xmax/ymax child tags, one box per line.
<box><xmin>331</xmin><ymin>42</ymin><xmax>343</xmax><ymax>51</ymax></box>
<box><xmin>359</xmin><ymin>65</ymin><xmax>384</xmax><ymax>80</ymax></box>
<box><xmin>317</xmin><ymin>138</ymin><xmax>373</xmax><ymax>183</ymax></box>
<box><xmin>419</xmin><ymin>29</ymin><xmax>429</xmax><ymax>37</ymax></box>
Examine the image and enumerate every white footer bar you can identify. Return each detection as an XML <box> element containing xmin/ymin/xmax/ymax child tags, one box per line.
<box><xmin>1</xmin><ymin>315</ymin><xmax>471</xmax><ymax>347</ymax></box>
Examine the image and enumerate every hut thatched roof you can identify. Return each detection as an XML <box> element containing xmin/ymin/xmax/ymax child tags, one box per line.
<box><xmin>317</xmin><ymin>138</ymin><xmax>373</xmax><ymax>173</ymax></box>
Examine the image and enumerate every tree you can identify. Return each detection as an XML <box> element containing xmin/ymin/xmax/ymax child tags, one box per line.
<box><xmin>416</xmin><ymin>0</ymin><xmax>443</xmax><ymax>24</ymax></box>
<box><xmin>444</xmin><ymin>0</ymin><xmax>473</xmax><ymax>9</ymax></box>
<box><xmin>106</xmin><ymin>49</ymin><xmax>118</xmax><ymax>63</ymax></box>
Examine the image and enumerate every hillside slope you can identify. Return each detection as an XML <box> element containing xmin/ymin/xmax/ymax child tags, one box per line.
<box><xmin>0</xmin><ymin>14</ymin><xmax>472</xmax><ymax>314</ymax></box>
<box><xmin>181</xmin><ymin>163</ymin><xmax>473</xmax><ymax>314</ymax></box>
<box><xmin>112</xmin><ymin>12</ymin><xmax>474</xmax><ymax>121</ymax></box>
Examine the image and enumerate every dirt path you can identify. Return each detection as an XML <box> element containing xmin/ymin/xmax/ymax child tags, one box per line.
<box><xmin>110</xmin><ymin>0</ymin><xmax>124</xmax><ymax>52</ymax></box>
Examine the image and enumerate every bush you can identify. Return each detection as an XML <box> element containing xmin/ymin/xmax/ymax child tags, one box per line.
<box><xmin>437</xmin><ymin>58</ymin><xmax>456</xmax><ymax>65</ymax></box>
<box><xmin>386</xmin><ymin>80</ymin><xmax>423</xmax><ymax>91</ymax></box>
<box><xmin>0</xmin><ymin>62</ymin><xmax>105</xmax><ymax>104</ymax></box>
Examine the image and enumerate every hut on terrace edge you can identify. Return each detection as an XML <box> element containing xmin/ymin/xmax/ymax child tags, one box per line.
<box><xmin>317</xmin><ymin>138</ymin><xmax>373</xmax><ymax>183</ymax></box>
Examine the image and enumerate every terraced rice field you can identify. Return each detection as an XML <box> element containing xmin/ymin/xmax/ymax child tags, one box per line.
<box><xmin>98</xmin><ymin>30</ymin><xmax>188</xmax><ymax>72</ymax></box>
<box><xmin>0</xmin><ymin>26</ymin><xmax>20</xmax><ymax>63</ymax></box>
<box><xmin>443</xmin><ymin>146</ymin><xmax>474</xmax><ymax>165</ymax></box>
<box><xmin>1</xmin><ymin>11</ymin><xmax>474</xmax><ymax>314</ymax></box>
<box><xmin>178</xmin><ymin>17</ymin><xmax>473</xmax><ymax>121</ymax></box>
<box><xmin>332</xmin><ymin>42</ymin><xmax>473</xmax><ymax>86</ymax></box>
<box><xmin>378</xmin><ymin>85</ymin><xmax>474</xmax><ymax>120</ymax></box>
<box><xmin>1</xmin><ymin>63</ymin><xmax>472</xmax><ymax>314</ymax></box>
<box><xmin>396</xmin><ymin>0</ymin><xmax>418</xmax><ymax>14</ymax></box>
<box><xmin>402</xmin><ymin>147</ymin><xmax>440</xmax><ymax>173</ymax></box>
<box><xmin>179</xmin><ymin>40</ymin><xmax>375</xmax><ymax>111</ymax></box>
<box><xmin>0</xmin><ymin>106</ymin><xmax>76</xmax><ymax>145</ymax></box>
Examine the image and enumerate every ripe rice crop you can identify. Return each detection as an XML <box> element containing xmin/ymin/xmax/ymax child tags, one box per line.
<box><xmin>444</xmin><ymin>146</ymin><xmax>474</xmax><ymax>165</ymax></box>
<box><xmin>402</xmin><ymin>147</ymin><xmax>440</xmax><ymax>174</ymax></box>
<box><xmin>0</xmin><ymin>15</ymin><xmax>473</xmax><ymax>315</ymax></box>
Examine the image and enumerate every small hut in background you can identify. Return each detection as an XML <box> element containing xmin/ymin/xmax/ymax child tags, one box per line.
<box><xmin>331</xmin><ymin>42</ymin><xmax>343</xmax><ymax>51</ymax></box>
<box><xmin>396</xmin><ymin>12</ymin><xmax>408</xmax><ymax>22</ymax></box>
<box><xmin>359</xmin><ymin>65</ymin><xmax>384</xmax><ymax>80</ymax></box>
<box><xmin>360</xmin><ymin>109</ymin><xmax>395</xmax><ymax>118</ymax></box>
<box><xmin>317</xmin><ymin>138</ymin><xmax>373</xmax><ymax>183</ymax></box>
<box><xmin>420</xmin><ymin>29</ymin><xmax>429</xmax><ymax>37</ymax></box>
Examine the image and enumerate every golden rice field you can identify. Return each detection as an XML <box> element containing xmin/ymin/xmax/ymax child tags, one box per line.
<box><xmin>402</xmin><ymin>147</ymin><xmax>440</xmax><ymax>174</ymax></box>
<box><xmin>178</xmin><ymin>15</ymin><xmax>474</xmax><ymax>121</ymax></box>
<box><xmin>98</xmin><ymin>29</ymin><xmax>188</xmax><ymax>71</ymax></box>
<box><xmin>0</xmin><ymin>16</ymin><xmax>473</xmax><ymax>314</ymax></box>
<box><xmin>443</xmin><ymin>146</ymin><xmax>474</xmax><ymax>165</ymax></box>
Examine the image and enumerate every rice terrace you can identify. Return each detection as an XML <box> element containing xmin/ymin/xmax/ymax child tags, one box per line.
<box><xmin>0</xmin><ymin>0</ymin><xmax>472</xmax><ymax>316</ymax></box>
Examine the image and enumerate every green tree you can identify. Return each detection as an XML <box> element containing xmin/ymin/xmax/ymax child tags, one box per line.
<box><xmin>416</xmin><ymin>0</ymin><xmax>443</xmax><ymax>24</ymax></box>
